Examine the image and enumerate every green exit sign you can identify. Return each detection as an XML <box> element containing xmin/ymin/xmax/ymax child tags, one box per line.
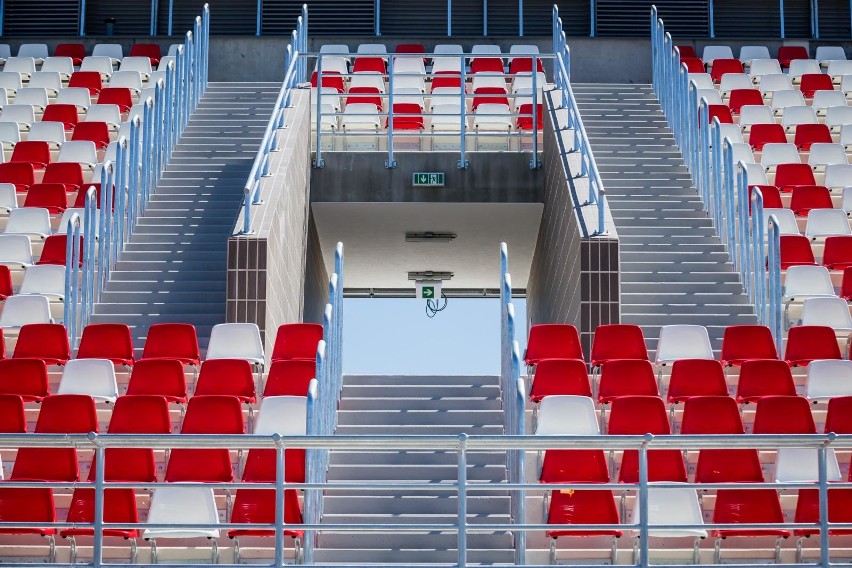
<box><xmin>412</xmin><ymin>172</ymin><xmax>445</xmax><ymax>187</ymax></box>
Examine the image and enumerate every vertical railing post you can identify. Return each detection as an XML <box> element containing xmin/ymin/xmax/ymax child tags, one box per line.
<box><xmin>447</xmin><ymin>0</ymin><xmax>452</xmax><ymax>36</ymax></box>
<box><xmin>638</xmin><ymin>436</ymin><xmax>651</xmax><ymax>568</ymax></box>
<box><xmin>302</xmin><ymin>4</ymin><xmax>309</xmax><ymax>83</ymax></box>
<box><xmin>386</xmin><ymin>56</ymin><xmax>396</xmax><ymax>168</ymax></box>
<box><xmin>751</xmin><ymin>188</ymin><xmax>766</xmax><ymax>323</ymax></box>
<box><xmin>91</xmin><ymin>436</ymin><xmax>105</xmax><ymax>568</ymax></box>
<box><xmin>168</xmin><ymin>0</ymin><xmax>174</xmax><ymax>35</ymax></box>
<box><xmin>723</xmin><ymin>139</ymin><xmax>737</xmax><ymax>258</ymax></box>
<box><xmin>457</xmin><ymin>433</ymin><xmax>468</xmax><ymax>568</ymax></box>
<box><xmin>818</xmin><ymin>441</ymin><xmax>832</xmax><ymax>568</ymax></box>
<box><xmin>79</xmin><ymin>0</ymin><xmax>87</xmax><ymax>36</ymax></box>
<box><xmin>273</xmin><ymin>435</ymin><xmax>286</xmax><ymax>567</ymax></box>
<box><xmin>458</xmin><ymin>56</ymin><xmax>468</xmax><ymax>169</ymax></box>
<box><xmin>375</xmin><ymin>0</ymin><xmax>381</xmax><ymax>35</ymax></box>
<box><xmin>709</xmin><ymin>0</ymin><xmax>715</xmax><ymax>37</ymax></box>
<box><xmin>738</xmin><ymin>164</ymin><xmax>751</xmax><ymax>297</ymax></box>
<box><xmin>518</xmin><ymin>0</ymin><xmax>524</xmax><ymax>36</ymax></box>
<box><xmin>812</xmin><ymin>0</ymin><xmax>819</xmax><ymax>38</ymax></box>
<box><xmin>303</xmin><ymin>376</ymin><xmax>319</xmax><ymax>564</ymax></box>
<box><xmin>483</xmin><ymin>0</ymin><xmax>488</xmax><ymax>35</ymax></box>
<box><xmin>84</xmin><ymin>189</ymin><xmax>96</xmax><ymax>327</ymax></box>
<box><xmin>315</xmin><ymin>55</ymin><xmax>325</xmax><ymax>168</ymax></box>
<box><xmin>530</xmin><ymin>57</ymin><xmax>539</xmax><ymax>169</ymax></box>
<box><xmin>767</xmin><ymin>216</ymin><xmax>784</xmax><ymax>355</ymax></box>
<box><xmin>150</xmin><ymin>0</ymin><xmax>158</xmax><ymax>35</ymax></box>
<box><xmin>256</xmin><ymin>0</ymin><xmax>262</xmax><ymax>36</ymax></box>
<box><xmin>780</xmin><ymin>0</ymin><xmax>786</xmax><ymax>38</ymax></box>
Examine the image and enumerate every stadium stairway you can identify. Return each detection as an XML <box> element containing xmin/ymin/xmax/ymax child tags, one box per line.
<box><xmin>314</xmin><ymin>374</ymin><xmax>516</xmax><ymax>565</ymax></box>
<box><xmin>572</xmin><ymin>83</ymin><xmax>757</xmax><ymax>353</ymax></box>
<box><xmin>89</xmin><ymin>82</ymin><xmax>280</xmax><ymax>348</ymax></box>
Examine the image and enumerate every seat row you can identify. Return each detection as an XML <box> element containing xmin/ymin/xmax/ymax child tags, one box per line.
<box><xmin>0</xmin><ymin>392</ymin><xmax>306</xmax><ymax>564</ymax></box>
<box><xmin>679</xmin><ymin>44</ymin><xmax>848</xmax><ymax>70</ymax></box>
<box><xmin>0</xmin><ymin>43</ymin><xmax>171</xmax><ymax>67</ymax></box>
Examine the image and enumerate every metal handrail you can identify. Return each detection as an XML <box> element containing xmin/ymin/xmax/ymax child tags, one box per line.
<box><xmin>552</xmin><ymin>5</ymin><xmax>607</xmax><ymax>237</ymax></box>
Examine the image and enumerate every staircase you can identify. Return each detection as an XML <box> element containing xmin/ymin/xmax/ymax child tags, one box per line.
<box><xmin>89</xmin><ymin>82</ymin><xmax>280</xmax><ymax>348</ymax></box>
<box><xmin>314</xmin><ymin>375</ymin><xmax>515</xmax><ymax>565</ymax></box>
<box><xmin>572</xmin><ymin>83</ymin><xmax>757</xmax><ymax>353</ymax></box>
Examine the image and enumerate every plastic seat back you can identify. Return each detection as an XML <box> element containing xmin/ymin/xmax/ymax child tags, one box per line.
<box><xmin>125</xmin><ymin>358</ymin><xmax>188</xmax><ymax>403</ymax></box>
<box><xmin>271</xmin><ymin>323</ymin><xmax>323</xmax><ymax>362</ymax></box>
<box><xmin>243</xmin><ymin>396</ymin><xmax>307</xmax><ymax>483</ymax></box>
<box><xmin>57</xmin><ymin>358</ymin><xmax>118</xmax><ymax>402</ymax></box>
<box><xmin>206</xmin><ymin>322</ymin><xmax>265</xmax><ymax>366</ymax></box>
<box><xmin>667</xmin><ymin>359</ymin><xmax>728</xmax><ymax>402</ymax></box>
<box><xmin>748</xmin><ymin>123</ymin><xmax>786</xmax><ymax>150</ymax></box>
<box><xmin>195</xmin><ymin>359</ymin><xmax>256</xmax><ymax>403</ymax></box>
<box><xmin>0</xmin><ymin>359</ymin><xmax>49</xmax><ymax>402</ymax></box>
<box><xmin>736</xmin><ymin>359</ymin><xmax>797</xmax><ymax>403</ymax></box>
<box><xmin>12</xmin><ymin>323</ymin><xmax>70</xmax><ymax>364</ymax></box>
<box><xmin>165</xmin><ymin>395</ymin><xmax>245</xmax><ymax>482</ymax></box>
<box><xmin>806</xmin><ymin>361</ymin><xmax>852</xmax><ymax>401</ymax></box>
<box><xmin>590</xmin><ymin>324</ymin><xmax>647</xmax><ymax>367</ymax></box>
<box><xmin>801</xmin><ymin>296</ymin><xmax>852</xmax><ymax>331</ymax></box>
<box><xmin>54</xmin><ymin>44</ymin><xmax>85</xmax><ymax>65</ymax></box>
<box><xmin>141</xmin><ymin>322</ymin><xmax>200</xmax><ymax>365</ymax></box>
<box><xmin>68</xmin><ymin>71</ymin><xmax>102</xmax><ymax>95</ymax></box>
<box><xmin>790</xmin><ymin>185</ymin><xmax>834</xmax><ymax>216</ymax></box>
<box><xmin>825</xmin><ymin>396</ymin><xmax>852</xmax><ymax>433</ymax></box>
<box><xmin>0</xmin><ymin>394</ymin><xmax>26</xmax><ymax>433</ymax></box>
<box><xmin>794</xmin><ymin>123</ymin><xmax>832</xmax><ymax>151</ymax></box>
<box><xmin>263</xmin><ymin>359</ymin><xmax>316</xmax><ymax>397</ymax></box>
<box><xmin>23</xmin><ymin>183</ymin><xmax>66</xmax><ymax>214</ymax></box>
<box><xmin>775</xmin><ymin>163</ymin><xmax>816</xmax><ymax>191</ymax></box>
<box><xmin>10</xmin><ymin>141</ymin><xmax>50</xmax><ymax>169</ymax></box>
<box><xmin>228</xmin><ymin>488</ymin><xmax>303</xmax><ymax>539</ymax></box>
<box><xmin>785</xmin><ymin>325</ymin><xmax>843</xmax><ymax>366</ymax></box>
<box><xmin>778</xmin><ymin>46</ymin><xmax>809</xmax><ymax>68</ymax></box>
<box><xmin>597</xmin><ymin>359</ymin><xmax>659</xmax><ymax>403</ymax></box>
<box><xmin>525</xmin><ymin>324</ymin><xmax>582</xmax><ymax>365</ymax></box>
<box><xmin>71</xmin><ymin>121</ymin><xmax>110</xmax><ymax>149</ymax></box>
<box><xmin>728</xmin><ymin>89</ymin><xmax>764</xmax><ymax>114</ymax></box>
<box><xmin>823</xmin><ymin>236</ymin><xmax>852</xmax><ymax>269</ymax></box>
<box><xmin>528</xmin><ymin>359</ymin><xmax>591</xmax><ymax>402</ymax></box>
<box><xmin>800</xmin><ymin>73</ymin><xmax>835</xmax><ymax>97</ymax></box>
<box><xmin>0</xmin><ymin>233</ymin><xmax>33</xmax><ymax>266</ymax></box>
<box><xmin>655</xmin><ymin>324</ymin><xmax>713</xmax><ymax>364</ymax></box>
<box><xmin>0</xmin><ymin>265</ymin><xmax>11</xmax><ymax>298</ymax></box>
<box><xmin>5</xmin><ymin>207</ymin><xmax>52</xmax><ymax>236</ymax></box>
<box><xmin>721</xmin><ymin>325</ymin><xmax>778</xmax><ymax>365</ymax></box>
<box><xmin>0</xmin><ymin>295</ymin><xmax>51</xmax><ymax>328</ymax></box>
<box><xmin>76</xmin><ymin>323</ymin><xmax>134</xmax><ymax>366</ymax></box>
<box><xmin>42</xmin><ymin>162</ymin><xmax>84</xmax><ymax>192</ymax></box>
<box><xmin>103</xmin><ymin>395</ymin><xmax>171</xmax><ymax>483</ymax></box>
<box><xmin>753</xmin><ymin>395</ymin><xmax>816</xmax><ymax>433</ymax></box>
<box><xmin>129</xmin><ymin>44</ymin><xmax>162</xmax><ymax>65</ymax></box>
<box><xmin>546</xmin><ymin>489</ymin><xmax>622</xmax><ymax>538</ymax></box>
<box><xmin>710</xmin><ymin>58</ymin><xmax>744</xmax><ymax>82</ymax></box>
<box><xmin>711</xmin><ymin>489</ymin><xmax>789</xmax><ymax>538</ymax></box>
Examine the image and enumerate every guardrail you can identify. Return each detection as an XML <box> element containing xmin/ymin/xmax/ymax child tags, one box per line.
<box><xmin>0</xmin><ymin>432</ymin><xmax>849</xmax><ymax>568</ymax></box>
<box><xmin>305</xmin><ymin>241</ymin><xmax>344</xmax><ymax>563</ymax></box>
<box><xmin>650</xmin><ymin>6</ymin><xmax>784</xmax><ymax>350</ymax></box>
<box><xmin>239</xmin><ymin>5</ymin><xmax>307</xmax><ymax>235</ymax></box>
<box><xmin>552</xmin><ymin>5</ymin><xmax>607</xmax><ymax>237</ymax></box>
<box><xmin>60</xmin><ymin>6</ymin><xmax>210</xmax><ymax>347</ymax></box>
<box><xmin>500</xmin><ymin>243</ymin><xmax>527</xmax><ymax>565</ymax></box>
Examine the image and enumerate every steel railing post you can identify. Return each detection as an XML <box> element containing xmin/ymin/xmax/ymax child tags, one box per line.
<box><xmin>638</xmin><ymin>435</ymin><xmax>651</xmax><ymax>568</ymax></box>
<box><xmin>457</xmin><ymin>433</ymin><xmax>468</xmax><ymax>568</ymax></box>
<box><xmin>386</xmin><ymin>56</ymin><xmax>396</xmax><ymax>168</ymax></box>
<box><xmin>274</xmin><ymin>435</ymin><xmax>286</xmax><ymax>566</ymax></box>
<box><xmin>459</xmin><ymin>56</ymin><xmax>468</xmax><ymax>169</ymax></box>
<box><xmin>530</xmin><ymin>57</ymin><xmax>539</xmax><ymax>169</ymax></box>
<box><xmin>315</xmin><ymin>55</ymin><xmax>325</xmax><ymax>168</ymax></box>
<box><xmin>91</xmin><ymin>436</ymin><xmax>105</xmax><ymax>568</ymax></box>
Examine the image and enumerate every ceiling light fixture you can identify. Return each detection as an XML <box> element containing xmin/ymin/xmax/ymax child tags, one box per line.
<box><xmin>404</xmin><ymin>232</ymin><xmax>457</xmax><ymax>243</ymax></box>
<box><xmin>407</xmin><ymin>271</ymin><xmax>454</xmax><ymax>281</ymax></box>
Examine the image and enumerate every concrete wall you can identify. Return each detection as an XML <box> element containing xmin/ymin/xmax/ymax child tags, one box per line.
<box><xmin>526</xmin><ymin>96</ymin><xmax>620</xmax><ymax>358</ymax></box>
<box><xmin>311</xmin><ymin>152</ymin><xmax>542</xmax><ymax>203</ymax></box>
<box><xmin>227</xmin><ymin>90</ymin><xmax>312</xmax><ymax>354</ymax></box>
<box><xmin>303</xmin><ymin>211</ymin><xmax>329</xmax><ymax>324</ymax></box>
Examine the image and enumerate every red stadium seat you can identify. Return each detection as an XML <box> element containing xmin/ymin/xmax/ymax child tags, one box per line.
<box><xmin>776</xmin><ymin>163</ymin><xmax>817</xmax><ymax>192</ymax></box>
<box><xmin>540</xmin><ymin>447</ymin><xmax>609</xmax><ymax>483</ymax></box>
<box><xmin>666</xmin><ymin>359</ymin><xmax>728</xmax><ymax>402</ymax></box>
<box><xmin>13</xmin><ymin>323</ymin><xmax>70</xmax><ymax>365</ymax></box>
<box><xmin>508</xmin><ymin>57</ymin><xmax>545</xmax><ymax>75</ymax></box>
<box><xmin>72</xmin><ymin>121</ymin><xmax>110</xmax><ymax>149</ymax></box>
<box><xmin>42</xmin><ymin>104</ymin><xmax>79</xmax><ymax>131</ymax></box>
<box><xmin>395</xmin><ymin>43</ymin><xmax>425</xmax><ymax>54</ymax></box>
<box><xmin>528</xmin><ymin>359</ymin><xmax>591</xmax><ymax>402</ymax></box>
<box><xmin>72</xmin><ymin>182</ymin><xmax>106</xmax><ymax>209</ymax></box>
<box><xmin>97</xmin><ymin>88</ymin><xmax>133</xmax><ymax>112</ymax></box>
<box><xmin>597</xmin><ymin>359</ymin><xmax>659</xmax><ymax>403</ymax></box>
<box><xmin>546</xmin><ymin>490</ymin><xmax>623</xmax><ymax>550</ymax></box>
<box><xmin>68</xmin><ymin>71</ymin><xmax>103</xmax><ymax>95</ymax></box>
<box><xmin>736</xmin><ymin>359</ymin><xmax>797</xmax><ymax>403</ymax></box>
<box><xmin>471</xmin><ymin>87</ymin><xmax>509</xmax><ymax>111</ymax></box>
<box><xmin>43</xmin><ymin>162</ymin><xmax>85</xmax><ymax>193</ymax></box>
<box><xmin>346</xmin><ymin>86</ymin><xmax>383</xmax><ymax>110</ymax></box>
<box><xmin>525</xmin><ymin>324</ymin><xmax>583</xmax><ymax>366</ymax></box>
<box><xmin>310</xmin><ymin>71</ymin><xmax>344</xmax><ymax>93</ymax></box>
<box><xmin>0</xmin><ymin>358</ymin><xmax>49</xmax><ymax>402</ymax></box>
<box><xmin>842</xmin><ymin>267</ymin><xmax>852</xmax><ymax>301</ymax></box>
<box><xmin>10</xmin><ymin>141</ymin><xmax>50</xmax><ymax>169</ymax></box>
<box><xmin>823</xmin><ymin>236</ymin><xmax>852</xmax><ymax>270</ymax></box>
<box><xmin>800</xmin><ymin>73</ymin><xmax>834</xmax><ymax>98</ymax></box>
<box><xmin>749</xmin><ymin>185</ymin><xmax>783</xmax><ymax>213</ymax></box>
<box><xmin>707</xmin><ymin>104</ymin><xmax>734</xmax><ymax>124</ymax></box>
<box><xmin>778</xmin><ymin>46</ymin><xmax>809</xmax><ymax>68</ymax></box>
<box><xmin>0</xmin><ymin>265</ymin><xmax>11</xmax><ymax>300</ymax></box>
<box><xmin>590</xmin><ymin>324</ymin><xmax>648</xmax><ymax>368</ymax></box>
<box><xmin>76</xmin><ymin>323</ymin><xmax>134</xmax><ymax>366</ymax></box>
<box><xmin>785</xmin><ymin>325</ymin><xmax>843</xmax><ymax>366</ymax></box>
<box><xmin>272</xmin><ymin>323</ymin><xmax>323</xmax><ymax>362</ymax></box>
<box><xmin>242</xmin><ymin>444</ymin><xmax>305</xmax><ymax>484</ymax></box>
<box><xmin>195</xmin><ymin>359</ymin><xmax>257</xmax><ymax>404</ymax></box>
<box><xmin>125</xmin><ymin>359</ymin><xmax>188</xmax><ymax>403</ymax></box>
<box><xmin>0</xmin><ymin>487</ymin><xmax>57</xmax><ymax>538</ymax></box>
<box><xmin>681</xmin><ymin>57</ymin><xmax>705</xmax><ymax>73</ymax></box>
<box><xmin>728</xmin><ymin>89</ymin><xmax>764</xmax><ymax>114</ymax></box>
<box><xmin>753</xmin><ymin>395</ymin><xmax>816</xmax><ymax>434</ymax></box>
<box><xmin>23</xmin><ymin>183</ymin><xmax>67</xmax><ymax>214</ymax></box>
<box><xmin>676</xmin><ymin>45</ymin><xmax>697</xmax><ymax>58</ymax></box>
<box><xmin>779</xmin><ymin>235</ymin><xmax>817</xmax><ymax>269</ymax></box>
<box><xmin>61</xmin><ymin>487</ymin><xmax>139</xmax><ymax>539</ymax></box>
<box><xmin>470</xmin><ymin>57</ymin><xmax>504</xmax><ymax>74</ymax></box>
<box><xmin>54</xmin><ymin>43</ymin><xmax>86</xmax><ymax>66</ymax></box>
<box><xmin>129</xmin><ymin>43</ymin><xmax>162</xmax><ymax>66</ymax></box>
<box><xmin>387</xmin><ymin>103</ymin><xmax>425</xmax><ymax>130</ymax></box>
<box><xmin>790</xmin><ymin>185</ymin><xmax>834</xmax><ymax>216</ymax></box>
<box><xmin>352</xmin><ymin>56</ymin><xmax>386</xmax><ymax>74</ymax></box>
<box><xmin>263</xmin><ymin>360</ymin><xmax>316</xmax><ymax>397</ymax></box>
<box><xmin>141</xmin><ymin>322</ymin><xmax>200</xmax><ymax>365</ymax></box>
<box><xmin>0</xmin><ymin>395</ymin><xmax>26</xmax><ymax>432</ymax></box>
<box><xmin>228</xmin><ymin>488</ymin><xmax>303</xmax><ymax>539</ymax></box>
<box><xmin>749</xmin><ymin>123</ymin><xmax>787</xmax><ymax>151</ymax></box>
<box><xmin>710</xmin><ymin>58</ymin><xmax>745</xmax><ymax>82</ymax></box>
<box><xmin>711</xmin><ymin>489</ymin><xmax>790</xmax><ymax>538</ymax></box>
<box><xmin>164</xmin><ymin>395</ymin><xmax>245</xmax><ymax>483</ymax></box>
<box><xmin>516</xmin><ymin>103</ymin><xmax>543</xmax><ymax>131</ymax></box>
<box><xmin>795</xmin><ymin>488</ymin><xmax>852</xmax><ymax>537</ymax></box>
<box><xmin>103</xmin><ymin>395</ymin><xmax>171</xmax><ymax>482</ymax></box>
<box><xmin>36</xmin><ymin>234</ymin><xmax>83</xmax><ymax>266</ymax></box>
<box><xmin>431</xmin><ymin>74</ymin><xmax>462</xmax><ymax>90</ymax></box>
<box><xmin>607</xmin><ymin>396</ymin><xmax>687</xmax><ymax>482</ymax></box>
<box><xmin>11</xmin><ymin>394</ymin><xmax>98</xmax><ymax>482</ymax></box>
<box><xmin>681</xmin><ymin>396</ymin><xmax>765</xmax><ymax>483</ymax></box>
<box><xmin>794</xmin><ymin>123</ymin><xmax>833</xmax><ymax>151</ymax></box>
<box><xmin>825</xmin><ymin>396</ymin><xmax>852</xmax><ymax>433</ymax></box>
<box><xmin>721</xmin><ymin>325</ymin><xmax>779</xmax><ymax>366</ymax></box>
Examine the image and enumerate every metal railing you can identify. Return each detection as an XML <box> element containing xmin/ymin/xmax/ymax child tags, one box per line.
<box><xmin>305</xmin><ymin>241</ymin><xmax>344</xmax><ymax>563</ymax></box>
<box><xmin>650</xmin><ymin>6</ymin><xmax>783</xmax><ymax>348</ymax></box>
<box><xmin>1</xmin><ymin>432</ymin><xmax>851</xmax><ymax>568</ymax></box>
<box><xmin>239</xmin><ymin>5</ymin><xmax>307</xmax><ymax>235</ymax></box>
<box><xmin>500</xmin><ymin>243</ymin><xmax>527</xmax><ymax>565</ymax></box>
<box><xmin>551</xmin><ymin>5</ymin><xmax>607</xmax><ymax>237</ymax></box>
<box><xmin>60</xmin><ymin>6</ymin><xmax>210</xmax><ymax>347</ymax></box>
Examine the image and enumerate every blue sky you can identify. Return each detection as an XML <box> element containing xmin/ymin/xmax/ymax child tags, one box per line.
<box><xmin>343</xmin><ymin>298</ymin><xmax>527</xmax><ymax>375</ymax></box>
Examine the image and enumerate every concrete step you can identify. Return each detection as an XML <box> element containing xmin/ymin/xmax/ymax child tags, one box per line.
<box><xmin>322</xmin><ymin>495</ymin><xmax>510</xmax><ymax>515</ymax></box>
<box><xmin>327</xmin><ymin>464</ymin><xmax>506</xmax><ymax>482</ymax></box>
<box><xmin>329</xmin><ymin>451</ymin><xmax>507</xmax><ymax>467</ymax></box>
<box><xmin>336</xmin><ymin>410</ymin><xmax>504</xmax><ymax>427</ymax></box>
<box><xmin>340</xmin><ymin>397</ymin><xmax>502</xmax><ymax>411</ymax></box>
<box><xmin>342</xmin><ymin>375</ymin><xmax>499</xmax><ymax>386</ymax></box>
<box><xmin>312</xmin><ymin>547</ymin><xmax>514</xmax><ymax>564</ymax></box>
<box><xmin>340</xmin><ymin>385</ymin><xmax>501</xmax><ymax>398</ymax></box>
<box><xmin>316</xmin><ymin>533</ymin><xmax>513</xmax><ymax>550</ymax></box>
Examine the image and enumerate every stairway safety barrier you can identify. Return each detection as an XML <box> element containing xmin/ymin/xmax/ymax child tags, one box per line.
<box><xmin>240</xmin><ymin>5</ymin><xmax>308</xmax><ymax>235</ymax></box>
<box><xmin>0</xmin><ymin>432</ymin><xmax>848</xmax><ymax>568</ymax></box>
<box><xmin>61</xmin><ymin>6</ymin><xmax>210</xmax><ymax>347</ymax></box>
<box><xmin>551</xmin><ymin>6</ymin><xmax>607</xmax><ymax>236</ymax></box>
<box><xmin>650</xmin><ymin>6</ymin><xmax>783</xmax><ymax>347</ymax></box>
<box><xmin>500</xmin><ymin>243</ymin><xmax>526</xmax><ymax>565</ymax></box>
<box><xmin>305</xmin><ymin>242</ymin><xmax>344</xmax><ymax>563</ymax></box>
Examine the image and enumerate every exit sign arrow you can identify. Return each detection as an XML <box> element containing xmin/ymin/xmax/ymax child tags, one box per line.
<box><xmin>412</xmin><ymin>172</ymin><xmax>445</xmax><ymax>187</ymax></box>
